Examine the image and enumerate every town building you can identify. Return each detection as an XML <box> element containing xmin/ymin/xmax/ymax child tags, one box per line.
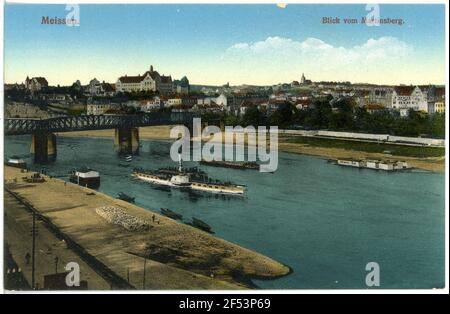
<box><xmin>428</xmin><ymin>101</ymin><xmax>445</xmax><ymax>114</ymax></box>
<box><xmin>25</xmin><ymin>76</ymin><xmax>48</xmax><ymax>92</ymax></box>
<box><xmin>88</xmin><ymin>78</ymin><xmax>100</xmax><ymax>95</ymax></box>
<box><xmin>115</xmin><ymin>65</ymin><xmax>173</xmax><ymax>95</ymax></box>
<box><xmin>181</xmin><ymin>96</ymin><xmax>197</xmax><ymax>107</ymax></box>
<box><xmin>71</xmin><ymin>80</ymin><xmax>82</xmax><ymax>92</ymax></box>
<box><xmin>86</xmin><ymin>102</ymin><xmax>120</xmax><ymax>115</ymax></box>
<box><xmin>428</xmin><ymin>86</ymin><xmax>445</xmax><ymax>114</ymax></box>
<box><xmin>88</xmin><ymin>78</ymin><xmax>115</xmax><ymax>96</ymax></box>
<box><xmin>364</xmin><ymin>104</ymin><xmax>386</xmax><ymax>114</ymax></box>
<box><xmin>300</xmin><ymin>73</ymin><xmax>306</xmax><ymax>84</ymax></box>
<box><xmin>391</xmin><ymin>86</ymin><xmax>428</xmax><ymax>113</ymax></box>
<box><xmin>43</xmin><ymin>94</ymin><xmax>73</xmax><ymax>103</ymax></box>
<box><xmin>300</xmin><ymin>73</ymin><xmax>312</xmax><ymax>85</ymax></box>
<box><xmin>426</xmin><ymin>86</ymin><xmax>445</xmax><ymax>114</ymax></box>
<box><xmin>368</xmin><ymin>87</ymin><xmax>393</xmax><ymax>108</ymax></box>
<box><xmin>166</xmin><ymin>97</ymin><xmax>183</xmax><ymax>107</ymax></box>
<box><xmin>4</xmin><ymin>83</ymin><xmax>25</xmax><ymax>91</ymax></box>
<box><xmin>173</xmin><ymin>76</ymin><xmax>190</xmax><ymax>94</ymax></box>
<box><xmin>140</xmin><ymin>98</ymin><xmax>163</xmax><ymax>112</ymax></box>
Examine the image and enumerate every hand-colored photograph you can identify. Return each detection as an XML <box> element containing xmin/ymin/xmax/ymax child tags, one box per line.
<box><xmin>2</xmin><ymin>2</ymin><xmax>447</xmax><ymax>293</ymax></box>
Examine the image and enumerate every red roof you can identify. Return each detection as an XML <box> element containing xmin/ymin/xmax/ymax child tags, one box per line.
<box><xmin>118</xmin><ymin>70</ymin><xmax>172</xmax><ymax>85</ymax></box>
<box><xmin>33</xmin><ymin>77</ymin><xmax>48</xmax><ymax>86</ymax></box>
<box><xmin>118</xmin><ymin>75</ymin><xmax>144</xmax><ymax>83</ymax></box>
<box><xmin>142</xmin><ymin>70</ymin><xmax>160</xmax><ymax>80</ymax></box>
<box><xmin>101</xmin><ymin>83</ymin><xmax>115</xmax><ymax>92</ymax></box>
<box><xmin>160</xmin><ymin>75</ymin><xmax>172</xmax><ymax>84</ymax></box>
<box><xmin>435</xmin><ymin>87</ymin><xmax>445</xmax><ymax>98</ymax></box>
<box><xmin>394</xmin><ymin>86</ymin><xmax>415</xmax><ymax>96</ymax></box>
<box><xmin>366</xmin><ymin>104</ymin><xmax>385</xmax><ymax>110</ymax></box>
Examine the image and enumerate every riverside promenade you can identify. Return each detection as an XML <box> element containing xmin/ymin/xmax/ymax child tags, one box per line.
<box><xmin>4</xmin><ymin>166</ymin><xmax>290</xmax><ymax>290</ymax></box>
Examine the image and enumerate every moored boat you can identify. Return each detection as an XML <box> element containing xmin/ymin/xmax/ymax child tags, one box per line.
<box><xmin>160</xmin><ymin>208</ymin><xmax>183</xmax><ymax>220</ymax></box>
<box><xmin>337</xmin><ymin>159</ymin><xmax>412</xmax><ymax>171</ymax></box>
<box><xmin>200</xmin><ymin>160</ymin><xmax>259</xmax><ymax>170</ymax></box>
<box><xmin>189</xmin><ymin>217</ymin><xmax>214</xmax><ymax>234</ymax></box>
<box><xmin>117</xmin><ymin>192</ymin><xmax>135</xmax><ymax>203</ymax></box>
<box><xmin>69</xmin><ymin>167</ymin><xmax>100</xmax><ymax>189</ymax></box>
<box><xmin>5</xmin><ymin>156</ymin><xmax>27</xmax><ymax>169</ymax></box>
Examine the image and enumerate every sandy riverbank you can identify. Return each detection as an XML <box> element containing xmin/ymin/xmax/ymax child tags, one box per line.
<box><xmin>4</xmin><ymin>166</ymin><xmax>290</xmax><ymax>290</ymax></box>
<box><xmin>57</xmin><ymin>125</ymin><xmax>174</xmax><ymax>141</ymax></box>
<box><xmin>278</xmin><ymin>142</ymin><xmax>445</xmax><ymax>172</ymax></box>
<box><xmin>57</xmin><ymin>126</ymin><xmax>445</xmax><ymax>172</ymax></box>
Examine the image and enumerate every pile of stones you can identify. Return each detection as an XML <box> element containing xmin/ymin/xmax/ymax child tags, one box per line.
<box><xmin>96</xmin><ymin>206</ymin><xmax>151</xmax><ymax>232</ymax></box>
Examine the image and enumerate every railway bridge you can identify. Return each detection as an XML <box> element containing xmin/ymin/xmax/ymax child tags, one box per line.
<box><xmin>4</xmin><ymin>112</ymin><xmax>195</xmax><ymax>163</ymax></box>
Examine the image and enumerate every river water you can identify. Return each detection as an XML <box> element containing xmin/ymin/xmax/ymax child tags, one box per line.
<box><xmin>4</xmin><ymin>135</ymin><xmax>445</xmax><ymax>289</ymax></box>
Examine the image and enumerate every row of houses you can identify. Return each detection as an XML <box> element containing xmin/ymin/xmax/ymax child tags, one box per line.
<box><xmin>391</xmin><ymin>85</ymin><xmax>445</xmax><ymax>115</ymax></box>
<box><xmin>86</xmin><ymin>66</ymin><xmax>190</xmax><ymax>97</ymax></box>
<box><xmin>85</xmin><ymin>93</ymin><xmax>311</xmax><ymax>116</ymax></box>
<box><xmin>85</xmin><ymin>82</ymin><xmax>445</xmax><ymax>116</ymax></box>
<box><xmin>11</xmin><ymin>71</ymin><xmax>446</xmax><ymax>117</ymax></box>
<box><xmin>17</xmin><ymin>65</ymin><xmax>190</xmax><ymax>97</ymax></box>
<box><xmin>315</xmin><ymin>84</ymin><xmax>445</xmax><ymax>116</ymax></box>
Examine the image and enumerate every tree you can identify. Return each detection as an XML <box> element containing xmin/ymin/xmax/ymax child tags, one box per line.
<box><xmin>242</xmin><ymin>106</ymin><xmax>266</xmax><ymax>127</ymax></box>
<box><xmin>269</xmin><ymin>102</ymin><xmax>297</xmax><ymax>128</ymax></box>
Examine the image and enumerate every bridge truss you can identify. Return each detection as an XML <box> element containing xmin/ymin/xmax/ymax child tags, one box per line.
<box><xmin>4</xmin><ymin>112</ymin><xmax>194</xmax><ymax>136</ymax></box>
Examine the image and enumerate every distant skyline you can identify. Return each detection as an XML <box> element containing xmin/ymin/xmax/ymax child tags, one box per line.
<box><xmin>4</xmin><ymin>4</ymin><xmax>446</xmax><ymax>86</ymax></box>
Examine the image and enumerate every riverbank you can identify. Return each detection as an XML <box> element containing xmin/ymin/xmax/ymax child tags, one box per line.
<box><xmin>4</xmin><ymin>166</ymin><xmax>290</xmax><ymax>290</ymax></box>
<box><xmin>57</xmin><ymin>126</ymin><xmax>445</xmax><ymax>172</ymax></box>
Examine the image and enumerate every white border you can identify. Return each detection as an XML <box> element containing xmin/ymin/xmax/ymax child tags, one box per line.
<box><xmin>0</xmin><ymin>0</ymin><xmax>448</xmax><ymax>295</ymax></box>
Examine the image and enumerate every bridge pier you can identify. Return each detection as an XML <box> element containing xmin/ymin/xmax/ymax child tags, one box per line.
<box><xmin>30</xmin><ymin>133</ymin><xmax>57</xmax><ymax>163</ymax></box>
<box><xmin>114</xmin><ymin>127</ymin><xmax>139</xmax><ymax>154</ymax></box>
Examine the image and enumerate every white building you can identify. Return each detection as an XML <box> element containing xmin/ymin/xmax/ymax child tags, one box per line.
<box><xmin>45</xmin><ymin>94</ymin><xmax>72</xmax><ymax>103</ymax></box>
<box><xmin>87</xmin><ymin>103</ymin><xmax>119</xmax><ymax>115</ymax></box>
<box><xmin>214</xmin><ymin>94</ymin><xmax>229</xmax><ymax>107</ymax></box>
<box><xmin>166</xmin><ymin>98</ymin><xmax>183</xmax><ymax>107</ymax></box>
<box><xmin>197</xmin><ymin>97</ymin><xmax>214</xmax><ymax>106</ymax></box>
<box><xmin>368</xmin><ymin>87</ymin><xmax>393</xmax><ymax>108</ymax></box>
<box><xmin>88</xmin><ymin>78</ymin><xmax>100</xmax><ymax>95</ymax></box>
<box><xmin>141</xmin><ymin>96</ymin><xmax>163</xmax><ymax>111</ymax></box>
<box><xmin>115</xmin><ymin>65</ymin><xmax>173</xmax><ymax>95</ymax></box>
<box><xmin>87</xmin><ymin>78</ymin><xmax>115</xmax><ymax>96</ymax></box>
<box><xmin>392</xmin><ymin>86</ymin><xmax>428</xmax><ymax>113</ymax></box>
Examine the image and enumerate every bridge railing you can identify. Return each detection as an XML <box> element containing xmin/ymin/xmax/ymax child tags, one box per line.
<box><xmin>4</xmin><ymin>112</ymin><xmax>195</xmax><ymax>135</ymax></box>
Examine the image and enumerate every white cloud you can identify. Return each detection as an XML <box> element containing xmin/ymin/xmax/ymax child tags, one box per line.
<box><xmin>225</xmin><ymin>36</ymin><xmax>411</xmax><ymax>65</ymax></box>
<box><xmin>220</xmin><ymin>36</ymin><xmax>414</xmax><ymax>84</ymax></box>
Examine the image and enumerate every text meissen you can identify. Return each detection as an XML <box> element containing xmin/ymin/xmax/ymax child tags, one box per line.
<box><xmin>41</xmin><ymin>16</ymin><xmax>79</xmax><ymax>25</ymax></box>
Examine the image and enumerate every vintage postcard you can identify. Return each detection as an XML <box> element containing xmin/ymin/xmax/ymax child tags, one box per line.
<box><xmin>1</xmin><ymin>1</ymin><xmax>448</xmax><ymax>297</ymax></box>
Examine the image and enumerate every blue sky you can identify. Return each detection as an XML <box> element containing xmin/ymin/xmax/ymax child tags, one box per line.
<box><xmin>4</xmin><ymin>4</ymin><xmax>446</xmax><ymax>86</ymax></box>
